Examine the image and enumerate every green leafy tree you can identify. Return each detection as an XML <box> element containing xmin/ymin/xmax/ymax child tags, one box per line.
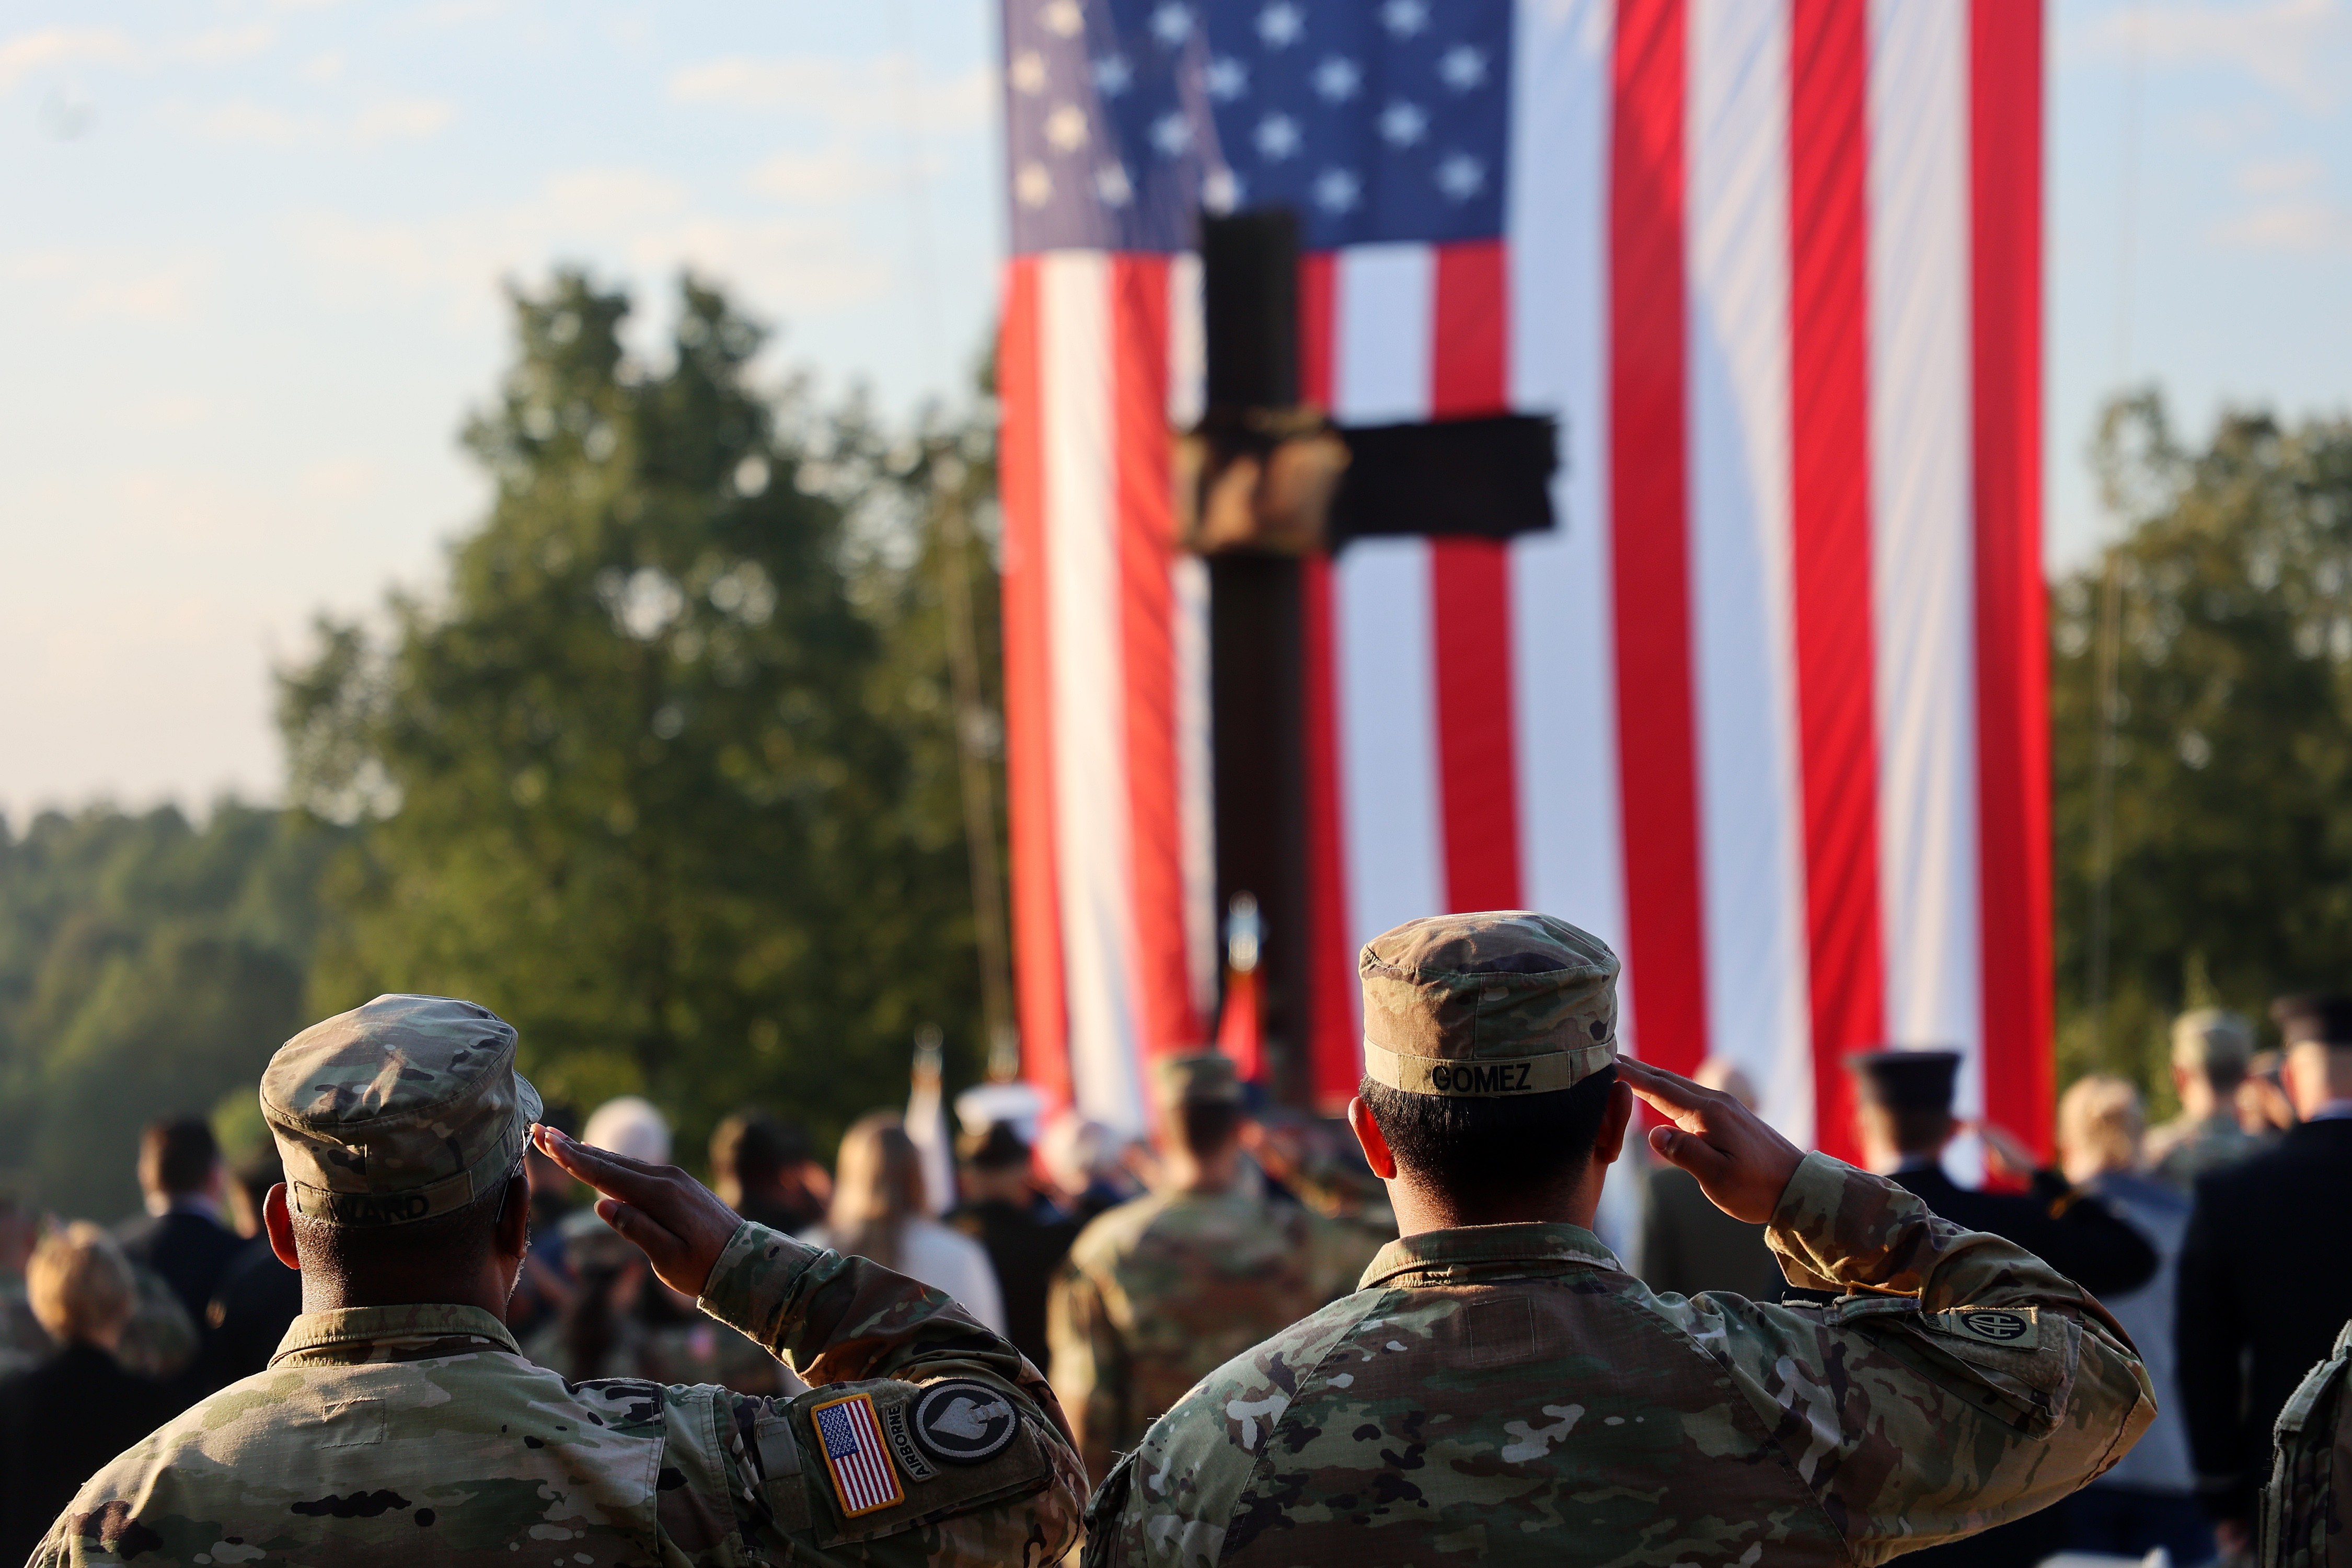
<box><xmin>2054</xmin><ymin>393</ymin><xmax>2352</xmax><ymax>1101</ymax></box>
<box><xmin>280</xmin><ymin>271</ymin><xmax>1000</xmax><ymax>1157</ymax></box>
<box><xmin>0</xmin><ymin>804</ymin><xmax>340</xmax><ymax>1218</ymax></box>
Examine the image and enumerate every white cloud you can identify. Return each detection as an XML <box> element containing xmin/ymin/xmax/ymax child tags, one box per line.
<box><xmin>8</xmin><ymin>250</ymin><xmax>214</xmax><ymax>323</ymax></box>
<box><xmin>667</xmin><ymin>53</ymin><xmax>991</xmax><ymax>133</ymax></box>
<box><xmin>2235</xmin><ymin>154</ymin><xmax>2327</xmax><ymax>193</ymax></box>
<box><xmin>286</xmin><ymin>166</ymin><xmax>889</xmax><ymax>320</ymax></box>
<box><xmin>2080</xmin><ymin>0</ymin><xmax>2352</xmax><ymax>114</ymax></box>
<box><xmin>745</xmin><ymin>143</ymin><xmax>942</xmax><ymax>204</ymax></box>
<box><xmin>182</xmin><ymin>24</ymin><xmax>276</xmax><ymax>65</ymax></box>
<box><xmin>298</xmin><ymin>51</ymin><xmax>347</xmax><ymax>84</ymax></box>
<box><xmin>0</xmin><ymin>26</ymin><xmax>134</xmax><ymax>94</ymax></box>
<box><xmin>191</xmin><ymin>94</ymin><xmax>457</xmax><ymax>146</ymax></box>
<box><xmin>352</xmin><ymin>96</ymin><xmax>457</xmax><ymax>144</ymax></box>
<box><xmin>2210</xmin><ymin>199</ymin><xmax>2352</xmax><ymax>251</ymax></box>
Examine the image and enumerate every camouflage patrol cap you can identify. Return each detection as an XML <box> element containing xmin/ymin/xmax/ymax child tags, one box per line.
<box><xmin>1359</xmin><ymin>912</ymin><xmax>1619</xmax><ymax>1097</ymax></box>
<box><xmin>260</xmin><ymin>995</ymin><xmax>541</xmax><ymax>1228</ymax></box>
<box><xmin>1155</xmin><ymin>1051</ymin><xmax>1244</xmax><ymax>1108</ymax></box>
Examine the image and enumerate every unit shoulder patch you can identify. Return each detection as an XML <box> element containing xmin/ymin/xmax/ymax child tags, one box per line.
<box><xmin>909</xmin><ymin>1380</ymin><xmax>1020</xmax><ymax>1467</ymax></box>
<box><xmin>1924</xmin><ymin>1306</ymin><xmax>2039</xmax><ymax>1348</ymax></box>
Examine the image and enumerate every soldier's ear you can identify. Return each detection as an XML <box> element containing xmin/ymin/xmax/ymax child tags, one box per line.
<box><xmin>1593</xmin><ymin>1078</ymin><xmax>1635</xmax><ymax>1168</ymax></box>
<box><xmin>263</xmin><ymin>1184</ymin><xmax>301</xmax><ymax>1271</ymax></box>
<box><xmin>1346</xmin><ymin>1097</ymin><xmax>1398</xmax><ymax>1180</ymax></box>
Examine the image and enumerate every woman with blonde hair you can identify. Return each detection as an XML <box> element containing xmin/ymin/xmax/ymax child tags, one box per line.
<box><xmin>0</xmin><ymin>1224</ymin><xmax>175</xmax><ymax>1563</ymax></box>
<box><xmin>804</xmin><ymin>1112</ymin><xmax>1005</xmax><ymax>1335</ymax></box>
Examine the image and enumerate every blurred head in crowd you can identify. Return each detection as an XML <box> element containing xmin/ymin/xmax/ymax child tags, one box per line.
<box><xmin>2058</xmin><ymin>1074</ymin><xmax>2145</xmax><ymax>1185</ymax></box>
<box><xmin>28</xmin><ymin>1222</ymin><xmax>135</xmax><ymax>1351</ymax></box>
<box><xmin>710</xmin><ymin>1110</ymin><xmax>828</xmax><ymax>1233</ymax></box>
<box><xmin>581</xmin><ymin>1096</ymin><xmax>671</xmax><ymax>1166</ymax></box>
<box><xmin>1848</xmin><ymin>1050</ymin><xmax>1962</xmax><ymax>1174</ymax></box>
<box><xmin>139</xmin><ymin>1116</ymin><xmax>223</xmax><ymax>1215</ymax></box>
<box><xmin>956</xmin><ymin>1121</ymin><xmax>1035</xmax><ymax>1206</ymax></box>
<box><xmin>0</xmin><ymin>1187</ymin><xmax>39</xmax><ymax>1277</ymax></box>
<box><xmin>1154</xmin><ymin>1052</ymin><xmax>1247</xmax><ymax>1193</ymax></box>
<box><xmin>2240</xmin><ymin>1047</ymin><xmax>2298</xmax><ymax>1133</ymax></box>
<box><xmin>827</xmin><ymin>1113</ymin><xmax>926</xmax><ymax>1272</ymax></box>
<box><xmin>2171</xmin><ymin>1008</ymin><xmax>2253</xmax><ymax>1121</ymax></box>
<box><xmin>2273</xmin><ymin>994</ymin><xmax>2352</xmax><ymax>1121</ymax></box>
<box><xmin>1694</xmin><ymin>1058</ymin><xmax>1758</xmax><ymax>1110</ymax></box>
<box><xmin>259</xmin><ymin>996</ymin><xmax>537</xmax><ymax>1317</ymax></box>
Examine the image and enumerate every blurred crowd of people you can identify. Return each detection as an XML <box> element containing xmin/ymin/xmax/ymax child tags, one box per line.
<box><xmin>3</xmin><ymin>990</ymin><xmax>2348</xmax><ymax>1567</ymax></box>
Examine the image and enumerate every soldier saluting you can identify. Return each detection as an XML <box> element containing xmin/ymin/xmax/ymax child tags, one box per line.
<box><xmin>32</xmin><ymin>995</ymin><xmax>1083</xmax><ymax>1568</ymax></box>
<box><xmin>1085</xmin><ymin>912</ymin><xmax>2154</xmax><ymax>1567</ymax></box>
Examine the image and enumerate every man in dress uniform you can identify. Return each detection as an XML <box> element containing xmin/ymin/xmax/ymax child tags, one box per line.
<box><xmin>31</xmin><ymin>994</ymin><xmax>1083</xmax><ymax>1568</ymax></box>
<box><xmin>1085</xmin><ymin>912</ymin><xmax>2154</xmax><ymax>1568</ymax></box>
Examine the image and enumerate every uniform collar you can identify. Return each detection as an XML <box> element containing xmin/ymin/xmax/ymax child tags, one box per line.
<box><xmin>270</xmin><ymin>1302</ymin><xmax>519</xmax><ymax>1366</ymax></box>
<box><xmin>1358</xmin><ymin>1221</ymin><xmax>1619</xmax><ymax>1291</ymax></box>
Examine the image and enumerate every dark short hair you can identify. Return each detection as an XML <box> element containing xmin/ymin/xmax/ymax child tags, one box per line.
<box><xmin>1179</xmin><ymin>1101</ymin><xmax>1243</xmax><ymax>1159</ymax></box>
<box><xmin>1358</xmin><ymin>1065</ymin><xmax>1619</xmax><ymax>1206</ymax></box>
<box><xmin>710</xmin><ymin>1111</ymin><xmax>811</xmax><ymax>1188</ymax></box>
<box><xmin>140</xmin><ymin>1118</ymin><xmax>220</xmax><ymax>1197</ymax></box>
<box><xmin>291</xmin><ymin>1166</ymin><xmax>526</xmax><ymax>1294</ymax></box>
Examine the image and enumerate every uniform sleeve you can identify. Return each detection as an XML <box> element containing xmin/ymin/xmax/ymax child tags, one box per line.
<box><xmin>2175</xmin><ymin>1176</ymin><xmax>2251</xmax><ymax>1523</ymax></box>
<box><xmin>1046</xmin><ymin>1255</ymin><xmax>1126</xmax><ymax>1486</ymax></box>
<box><xmin>1687</xmin><ymin>1152</ymin><xmax>2155</xmax><ymax>1566</ymax></box>
<box><xmin>693</xmin><ymin>1220</ymin><xmax>1085</xmax><ymax>1567</ymax></box>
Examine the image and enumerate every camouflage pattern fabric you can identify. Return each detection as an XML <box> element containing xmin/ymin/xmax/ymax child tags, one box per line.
<box><xmin>32</xmin><ymin>1220</ymin><xmax>1083</xmax><ymax>1568</ymax></box>
<box><xmin>1358</xmin><ymin>913</ymin><xmax>1618</xmax><ymax>1098</ymax></box>
<box><xmin>1086</xmin><ymin>1151</ymin><xmax>2154</xmax><ymax>1568</ymax></box>
<box><xmin>2259</xmin><ymin>1318</ymin><xmax>2352</xmax><ymax>1568</ymax></box>
<box><xmin>110</xmin><ymin>1262</ymin><xmax>198</xmax><ymax>1382</ymax></box>
<box><xmin>2147</xmin><ymin>1110</ymin><xmax>2268</xmax><ymax>1191</ymax></box>
<box><xmin>1048</xmin><ymin>1185</ymin><xmax>1390</xmax><ymax>1486</ymax></box>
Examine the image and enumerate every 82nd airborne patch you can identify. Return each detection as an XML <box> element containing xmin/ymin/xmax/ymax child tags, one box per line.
<box><xmin>909</xmin><ymin>1380</ymin><xmax>1020</xmax><ymax>1467</ymax></box>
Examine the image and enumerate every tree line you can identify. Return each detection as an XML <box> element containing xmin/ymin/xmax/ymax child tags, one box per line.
<box><xmin>3</xmin><ymin>272</ymin><xmax>2348</xmax><ymax>1217</ymax></box>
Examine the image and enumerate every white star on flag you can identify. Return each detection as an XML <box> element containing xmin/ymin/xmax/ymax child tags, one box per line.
<box><xmin>1095</xmin><ymin>163</ymin><xmax>1133</xmax><ymax>205</ymax></box>
<box><xmin>1045</xmin><ymin>103</ymin><xmax>1089</xmax><ymax>152</ymax></box>
<box><xmin>1311</xmin><ymin>57</ymin><xmax>1361</xmax><ymax>102</ymax></box>
<box><xmin>1255</xmin><ymin>112</ymin><xmax>1300</xmax><ymax>159</ymax></box>
<box><xmin>1312</xmin><ymin>167</ymin><xmax>1361</xmax><ymax>212</ymax></box>
<box><xmin>1011</xmin><ymin>50</ymin><xmax>1047</xmax><ymax>94</ymax></box>
<box><xmin>1205</xmin><ymin>56</ymin><xmax>1248</xmax><ymax>101</ymax></box>
<box><xmin>1039</xmin><ymin>0</ymin><xmax>1082</xmax><ymax>39</ymax></box>
<box><xmin>1380</xmin><ymin>0</ymin><xmax>1429</xmax><ymax>37</ymax></box>
<box><xmin>1439</xmin><ymin>45</ymin><xmax>1486</xmax><ymax>91</ymax></box>
<box><xmin>1257</xmin><ymin>2</ymin><xmax>1304</xmax><ymax>49</ymax></box>
<box><xmin>1150</xmin><ymin>112</ymin><xmax>1193</xmax><ymax>156</ymax></box>
<box><xmin>1151</xmin><ymin>3</ymin><xmax>1192</xmax><ymax>45</ymax></box>
<box><xmin>1436</xmin><ymin>153</ymin><xmax>1484</xmax><ymax>200</ymax></box>
<box><xmin>1379</xmin><ymin>100</ymin><xmax>1427</xmax><ymax>146</ymax></box>
<box><xmin>1093</xmin><ymin>54</ymin><xmax>1132</xmax><ymax>97</ymax></box>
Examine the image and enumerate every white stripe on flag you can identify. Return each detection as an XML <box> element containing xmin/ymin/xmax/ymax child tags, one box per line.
<box><xmin>1332</xmin><ymin>245</ymin><xmax>1443</xmax><ymax>951</ymax></box>
<box><xmin>1166</xmin><ymin>253</ymin><xmax>1219</xmax><ymax>1023</ymax></box>
<box><xmin>1508</xmin><ymin>0</ymin><xmax>1627</xmax><ymax>997</ymax></box>
<box><xmin>1039</xmin><ymin>251</ymin><xmax>1145</xmax><ymax>1132</ymax></box>
<box><xmin>1867</xmin><ymin>0</ymin><xmax>1984</xmax><ymax>1133</ymax></box>
<box><xmin>1688</xmin><ymin>0</ymin><xmax>1812</xmax><ymax>1144</ymax></box>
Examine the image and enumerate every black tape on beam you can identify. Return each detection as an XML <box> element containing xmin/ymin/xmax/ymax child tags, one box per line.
<box><xmin>1331</xmin><ymin>413</ymin><xmax>1560</xmax><ymax>543</ymax></box>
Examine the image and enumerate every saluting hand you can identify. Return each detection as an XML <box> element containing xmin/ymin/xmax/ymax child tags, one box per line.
<box><xmin>532</xmin><ymin>1124</ymin><xmax>743</xmax><ymax>1299</ymax></box>
<box><xmin>1617</xmin><ymin>1057</ymin><xmax>1805</xmax><ymax>1225</ymax></box>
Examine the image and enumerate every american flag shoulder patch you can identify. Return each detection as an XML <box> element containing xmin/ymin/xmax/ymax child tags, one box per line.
<box><xmin>812</xmin><ymin>1391</ymin><xmax>905</xmax><ymax>1518</ymax></box>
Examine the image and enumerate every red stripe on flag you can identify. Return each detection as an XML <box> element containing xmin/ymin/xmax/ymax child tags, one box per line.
<box><xmin>1609</xmin><ymin>0</ymin><xmax>1708</xmax><ymax>1076</ymax></box>
<box><xmin>998</xmin><ymin>260</ymin><xmax>1070</xmax><ymax>1109</ymax></box>
<box><xmin>1428</xmin><ymin>243</ymin><xmax>1524</xmax><ymax>914</ymax></box>
<box><xmin>1970</xmin><ymin>0</ymin><xmax>2053</xmax><ymax>1158</ymax></box>
<box><xmin>1790</xmin><ymin>0</ymin><xmax>1886</xmax><ymax>1162</ymax></box>
<box><xmin>1301</xmin><ymin>555</ymin><xmax>1359</xmax><ymax>1110</ymax></box>
<box><xmin>1112</xmin><ymin>256</ymin><xmax>1201</xmax><ymax>1058</ymax></box>
<box><xmin>1297</xmin><ymin>251</ymin><xmax>1358</xmax><ymax>1110</ymax></box>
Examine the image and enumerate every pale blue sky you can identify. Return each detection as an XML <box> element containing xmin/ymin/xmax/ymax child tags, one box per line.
<box><xmin>2</xmin><ymin>0</ymin><xmax>2347</xmax><ymax>818</ymax></box>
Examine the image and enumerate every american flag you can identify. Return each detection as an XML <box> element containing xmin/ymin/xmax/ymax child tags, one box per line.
<box><xmin>999</xmin><ymin>0</ymin><xmax>2049</xmax><ymax>1168</ymax></box>
<box><xmin>813</xmin><ymin>1394</ymin><xmax>904</xmax><ymax>1517</ymax></box>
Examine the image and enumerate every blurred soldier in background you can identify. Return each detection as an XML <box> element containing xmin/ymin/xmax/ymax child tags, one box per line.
<box><xmin>1048</xmin><ymin>1052</ymin><xmax>1383</xmax><ymax>1484</ymax></box>
<box><xmin>0</xmin><ymin>1224</ymin><xmax>173</xmax><ymax>1565</ymax></box>
<box><xmin>30</xmin><ymin>995</ymin><xmax>1082</xmax><ymax>1567</ymax></box>
<box><xmin>711</xmin><ymin>1110</ymin><xmax>831</xmax><ymax>1236</ymax></box>
<box><xmin>2053</xmin><ymin>1075</ymin><xmax>2212</xmax><ymax>1566</ymax></box>
<box><xmin>2147</xmin><ymin>1008</ymin><xmax>2267</xmax><ymax>1189</ymax></box>
<box><xmin>1637</xmin><ymin>1058</ymin><xmax>1784</xmax><ymax>1301</ymax></box>
<box><xmin>116</xmin><ymin>1119</ymin><xmax>242</xmax><ymax>1337</ymax></box>
<box><xmin>197</xmin><ymin>1129</ymin><xmax>302</xmax><ymax>1389</ymax></box>
<box><xmin>0</xmin><ymin>1187</ymin><xmax>47</xmax><ymax>1377</ymax></box>
<box><xmin>1086</xmin><ymin>913</ymin><xmax>2155</xmax><ymax>1567</ymax></box>
<box><xmin>2181</xmin><ymin>994</ymin><xmax>2352</xmax><ymax>1560</ymax></box>
<box><xmin>946</xmin><ymin>1120</ymin><xmax>1077</xmax><ymax>1374</ymax></box>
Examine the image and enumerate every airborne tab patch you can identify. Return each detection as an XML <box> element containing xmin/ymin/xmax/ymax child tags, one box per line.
<box><xmin>811</xmin><ymin>1393</ymin><xmax>904</xmax><ymax>1517</ymax></box>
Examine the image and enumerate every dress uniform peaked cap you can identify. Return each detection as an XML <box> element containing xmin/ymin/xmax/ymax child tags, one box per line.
<box><xmin>261</xmin><ymin>994</ymin><xmax>541</xmax><ymax>1228</ymax></box>
<box><xmin>1358</xmin><ymin>912</ymin><xmax>1619</xmax><ymax>1098</ymax></box>
<box><xmin>1847</xmin><ymin>1047</ymin><xmax>1962</xmax><ymax>1113</ymax></box>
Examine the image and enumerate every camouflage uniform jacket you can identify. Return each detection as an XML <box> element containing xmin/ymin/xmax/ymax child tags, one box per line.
<box><xmin>1087</xmin><ymin>1151</ymin><xmax>2155</xmax><ymax>1568</ymax></box>
<box><xmin>33</xmin><ymin>1221</ymin><xmax>1085</xmax><ymax>1568</ymax></box>
<box><xmin>1050</xmin><ymin>1187</ymin><xmax>1387</xmax><ymax>1484</ymax></box>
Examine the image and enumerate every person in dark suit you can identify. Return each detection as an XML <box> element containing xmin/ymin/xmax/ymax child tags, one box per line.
<box><xmin>0</xmin><ymin>1224</ymin><xmax>175</xmax><ymax>1565</ymax></box>
<box><xmin>946</xmin><ymin>1120</ymin><xmax>1079</xmax><ymax>1371</ymax></box>
<box><xmin>1638</xmin><ymin>1060</ymin><xmax>1788</xmax><ymax>1301</ymax></box>
<box><xmin>114</xmin><ymin>1117</ymin><xmax>244</xmax><ymax>1334</ymax></box>
<box><xmin>1847</xmin><ymin>1047</ymin><xmax>2160</xmax><ymax>1568</ymax></box>
<box><xmin>2178</xmin><ymin>993</ymin><xmax>2352</xmax><ymax>1560</ymax></box>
